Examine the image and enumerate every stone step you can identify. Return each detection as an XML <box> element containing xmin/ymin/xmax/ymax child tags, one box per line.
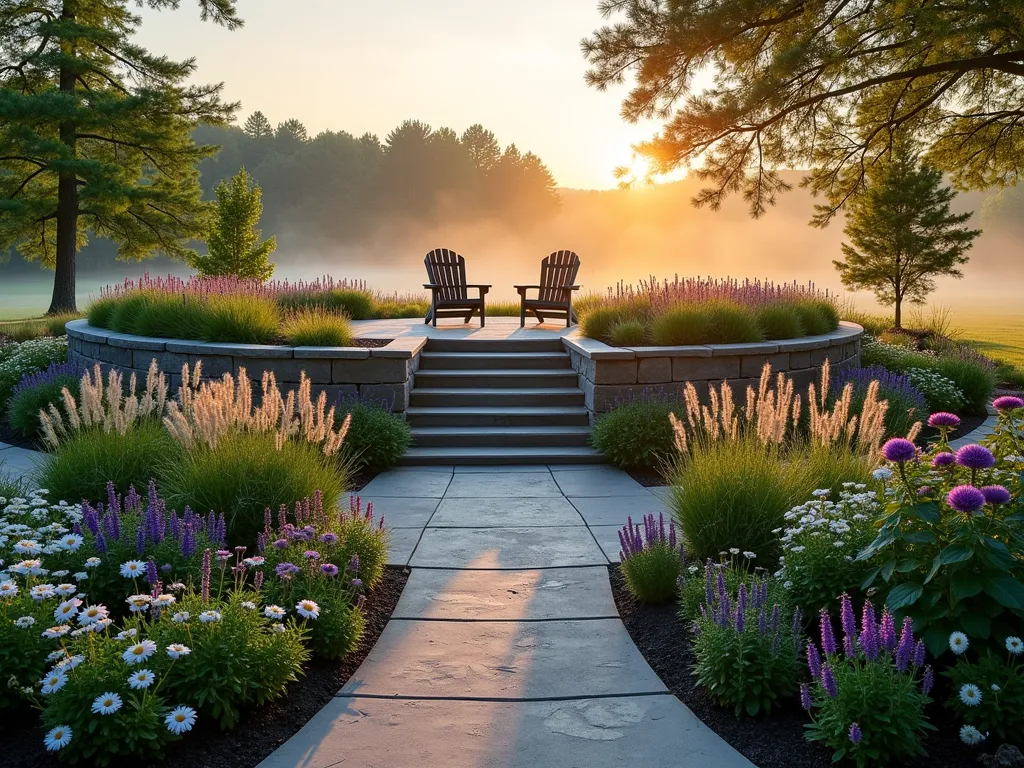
<box><xmin>409</xmin><ymin>387</ymin><xmax>584</xmax><ymax>408</ymax></box>
<box><xmin>418</xmin><ymin>351</ymin><xmax>572</xmax><ymax>371</ymax></box>
<box><xmin>412</xmin><ymin>368</ymin><xmax>580</xmax><ymax>388</ymax></box>
<box><xmin>405</xmin><ymin>406</ymin><xmax>591</xmax><ymax>427</ymax></box>
<box><xmin>402</xmin><ymin>445</ymin><xmax>603</xmax><ymax>465</ymax></box>
<box><xmin>410</xmin><ymin>425</ymin><xmax>592</xmax><ymax>447</ymax></box>
<box><xmin>425</xmin><ymin>338</ymin><xmax>566</xmax><ymax>353</ymax></box>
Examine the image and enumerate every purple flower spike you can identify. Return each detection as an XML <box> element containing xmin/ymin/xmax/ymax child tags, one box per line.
<box><xmin>800</xmin><ymin>683</ymin><xmax>812</xmax><ymax>711</ymax></box>
<box><xmin>348</xmin><ymin>554</ymin><xmax>360</xmax><ymax>573</ymax></box>
<box><xmin>849</xmin><ymin>723</ymin><xmax>862</xmax><ymax>744</ymax></box>
<box><xmin>253</xmin><ymin>570</ymin><xmax>264</xmax><ymax>590</ymax></box>
<box><xmin>947</xmin><ymin>485</ymin><xmax>986</xmax><ymax>514</ymax></box>
<box><xmin>807</xmin><ymin>643</ymin><xmax>822</xmax><ymax>679</ymax></box>
<box><xmin>879</xmin><ymin>608</ymin><xmax>897</xmax><ymax>653</ymax></box>
<box><xmin>820</xmin><ymin>609</ymin><xmax>837</xmax><ymax>656</ymax></box>
<box><xmin>993</xmin><ymin>395</ymin><xmax>1024</xmax><ymax>412</ymax></box>
<box><xmin>821</xmin><ymin>664</ymin><xmax>838</xmax><ymax>698</ymax></box>
<box><xmin>146</xmin><ymin>558</ymin><xmax>159</xmax><ymax>586</ymax></box>
<box><xmin>955</xmin><ymin>444</ymin><xmax>995</xmax><ymax>470</ymax></box>
<box><xmin>201</xmin><ymin>548</ymin><xmax>211</xmax><ymax>603</ymax></box>
<box><xmin>895</xmin><ymin>617</ymin><xmax>914</xmax><ymax>671</ymax></box>
<box><xmin>922</xmin><ymin>665</ymin><xmax>934</xmax><ymax>695</ymax></box>
<box><xmin>737</xmin><ymin>583</ymin><xmax>748</xmax><ymax>616</ymax></box>
<box><xmin>931</xmin><ymin>452</ymin><xmax>956</xmax><ymax>468</ymax></box>
<box><xmin>860</xmin><ymin>601</ymin><xmax>879</xmax><ymax>661</ymax></box>
<box><xmin>840</xmin><ymin>594</ymin><xmax>857</xmax><ymax>658</ymax></box>
<box><xmin>912</xmin><ymin>640</ymin><xmax>926</xmax><ymax>668</ymax></box>
<box><xmin>980</xmin><ymin>485</ymin><xmax>1011</xmax><ymax>505</ymax></box>
<box><xmin>927</xmin><ymin>412</ymin><xmax>961</xmax><ymax>429</ymax></box>
<box><xmin>882</xmin><ymin>438</ymin><xmax>917</xmax><ymax>463</ymax></box>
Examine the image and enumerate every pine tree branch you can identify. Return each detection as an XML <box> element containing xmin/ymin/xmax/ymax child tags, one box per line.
<box><xmin>9</xmin><ymin>166</ymin><xmax>46</xmax><ymax>199</ymax></box>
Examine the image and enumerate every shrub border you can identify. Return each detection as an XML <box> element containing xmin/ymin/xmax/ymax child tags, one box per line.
<box><xmin>563</xmin><ymin>322</ymin><xmax>864</xmax><ymax>416</ymax></box>
<box><xmin>65</xmin><ymin>320</ymin><xmax>424</xmax><ymax>413</ymax></box>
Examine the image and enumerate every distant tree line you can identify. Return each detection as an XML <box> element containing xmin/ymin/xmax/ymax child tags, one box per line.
<box><xmin>193</xmin><ymin>114</ymin><xmax>562</xmax><ymax>245</ymax></box>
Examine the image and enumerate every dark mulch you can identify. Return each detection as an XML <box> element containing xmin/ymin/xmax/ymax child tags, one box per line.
<box><xmin>0</xmin><ymin>419</ymin><xmax>40</xmax><ymax>451</ymax></box>
<box><xmin>349</xmin><ymin>338</ymin><xmax>392</xmax><ymax>349</ymax></box>
<box><xmin>609</xmin><ymin>564</ymin><xmax>1000</xmax><ymax>768</ymax></box>
<box><xmin>626</xmin><ymin>468</ymin><xmax>668</xmax><ymax>488</ymax></box>
<box><xmin>3</xmin><ymin>566</ymin><xmax>409</xmax><ymax>768</ymax></box>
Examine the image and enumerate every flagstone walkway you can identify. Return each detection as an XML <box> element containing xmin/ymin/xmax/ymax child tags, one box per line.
<box><xmin>259</xmin><ymin>465</ymin><xmax>753</xmax><ymax>768</ymax></box>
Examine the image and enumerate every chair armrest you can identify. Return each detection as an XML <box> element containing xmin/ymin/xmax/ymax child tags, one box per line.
<box><xmin>423</xmin><ymin>284</ymin><xmax>442</xmax><ymax>290</ymax></box>
<box><xmin>513</xmin><ymin>284</ymin><xmax>542</xmax><ymax>290</ymax></box>
<box><xmin>464</xmin><ymin>284</ymin><xmax>492</xmax><ymax>289</ymax></box>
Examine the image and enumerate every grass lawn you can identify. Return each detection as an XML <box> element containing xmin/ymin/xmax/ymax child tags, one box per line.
<box><xmin>953</xmin><ymin>311</ymin><xmax>1024</xmax><ymax>369</ymax></box>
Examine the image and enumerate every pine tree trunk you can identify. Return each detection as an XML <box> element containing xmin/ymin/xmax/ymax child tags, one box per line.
<box><xmin>48</xmin><ymin>2</ymin><xmax>78</xmax><ymax>315</ymax></box>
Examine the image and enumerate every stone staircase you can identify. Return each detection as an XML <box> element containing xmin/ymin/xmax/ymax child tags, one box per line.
<box><xmin>403</xmin><ymin>338</ymin><xmax>602</xmax><ymax>465</ymax></box>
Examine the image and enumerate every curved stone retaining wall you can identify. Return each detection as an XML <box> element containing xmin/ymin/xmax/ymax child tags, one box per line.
<box><xmin>64</xmin><ymin>320</ymin><xmax>423</xmax><ymax>413</ymax></box>
<box><xmin>563</xmin><ymin>322</ymin><xmax>864</xmax><ymax>416</ymax></box>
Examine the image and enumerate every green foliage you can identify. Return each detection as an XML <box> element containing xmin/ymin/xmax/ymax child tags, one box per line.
<box><xmin>944</xmin><ymin>651</ymin><xmax>1024</xmax><ymax>744</ymax></box>
<box><xmin>679</xmin><ymin>556</ymin><xmax>789</xmax><ymax>622</ymax></box>
<box><xmin>87</xmin><ymin>298</ymin><xmax>119</xmax><ymax>329</ymax></box>
<box><xmin>860</xmin><ymin>341</ymin><xmax>936</xmax><ymax>373</ymax></box>
<box><xmin>777</xmin><ymin>488</ymin><xmax>880</xmax><ymax>616</ymax></box>
<box><xmin>339</xmin><ymin>400</ymin><xmax>412</xmax><ymax>472</ymax></box>
<box><xmin>932</xmin><ymin>357</ymin><xmax>996</xmax><ymax>415</ymax></box>
<box><xmin>591</xmin><ymin>398</ymin><xmax>678</xmax><ymax>471</ymax></box>
<box><xmin>579</xmin><ymin>302</ymin><xmax>648</xmax><ymax>344</ymax></box>
<box><xmin>649</xmin><ymin>305</ymin><xmax>709</xmax><ymax>345</ymax></box>
<box><xmin>756</xmin><ymin>303</ymin><xmax>805</xmax><ymax>340</ymax></box>
<box><xmin>607</xmin><ymin>318</ymin><xmax>647</xmax><ymax>347</ymax></box>
<box><xmin>830</xmin><ymin>143</ymin><xmax>980</xmax><ymax>328</ymax></box>
<box><xmin>0</xmin><ymin>336</ymin><xmax>68</xmax><ymax>409</ymax></box>
<box><xmin>906</xmin><ymin>368</ymin><xmax>965</xmax><ymax>413</ymax></box>
<box><xmin>804</xmin><ymin>648</ymin><xmax>934</xmax><ymax>767</ymax></box>
<box><xmin>621</xmin><ymin>543</ymin><xmax>684</xmax><ymax>604</ymax></box>
<box><xmin>692</xmin><ymin>570</ymin><xmax>800</xmax><ymax>716</ymax></box>
<box><xmin>793</xmin><ymin>301</ymin><xmax>833</xmax><ymax>336</ymax></box>
<box><xmin>6</xmin><ymin>375</ymin><xmax>80</xmax><ymax>438</ymax></box>
<box><xmin>140</xmin><ymin>591</ymin><xmax>309</xmax><ymax>730</ymax></box>
<box><xmin>281</xmin><ymin>309</ymin><xmax>353</xmax><ymax>347</ymax></box>
<box><xmin>700</xmin><ymin>301</ymin><xmax>765</xmax><ymax>343</ymax></box>
<box><xmin>0</xmin><ymin>315</ymin><xmax>77</xmax><ymax>342</ymax></box>
<box><xmin>858</xmin><ymin>430</ymin><xmax>1024</xmax><ymax>657</ymax></box>
<box><xmin>0</xmin><ymin>0</ymin><xmax>242</xmax><ymax>312</ymax></box>
<box><xmin>38</xmin><ymin>421</ymin><xmax>183</xmax><ymax>506</ymax></box>
<box><xmin>162</xmin><ymin>432</ymin><xmax>345</xmax><ymax>547</ymax></box>
<box><xmin>190</xmin><ymin>168</ymin><xmax>276</xmax><ymax>280</ymax></box>
<box><xmin>0</xmin><ymin>590</ymin><xmax>53</xmax><ymax>709</ymax></box>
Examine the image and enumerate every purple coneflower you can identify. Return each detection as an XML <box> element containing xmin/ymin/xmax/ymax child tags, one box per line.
<box><xmin>947</xmin><ymin>485</ymin><xmax>986</xmax><ymax>514</ymax></box>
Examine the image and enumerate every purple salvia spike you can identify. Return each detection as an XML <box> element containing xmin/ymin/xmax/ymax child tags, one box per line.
<box><xmin>879</xmin><ymin>608</ymin><xmax>897</xmax><ymax>653</ymax></box>
<box><xmin>770</xmin><ymin>603</ymin><xmax>780</xmax><ymax>633</ymax></box>
<box><xmin>737</xmin><ymin>583</ymin><xmax>748</xmax><ymax>615</ymax></box>
<box><xmin>73</xmin><ymin>520</ymin><xmax>82</xmax><ymax>536</ymax></box>
<box><xmin>800</xmin><ymin>683</ymin><xmax>812</xmax><ymax>710</ymax></box>
<box><xmin>819</xmin><ymin>609</ymin><xmax>837</xmax><ymax>656</ymax></box>
<box><xmin>156</xmin><ymin>500</ymin><xmax>166</xmax><ymax>542</ymax></box>
<box><xmin>757</xmin><ymin>605</ymin><xmax>767</xmax><ymax>635</ymax></box>
<box><xmin>378</xmin><ymin>515</ymin><xmax>385</xmax><ymax>530</ymax></box>
<box><xmin>716</xmin><ymin>568</ymin><xmax>726</xmax><ymax>601</ymax></box>
<box><xmin>147</xmin><ymin>479</ymin><xmax>158</xmax><ymax>517</ymax></box>
<box><xmin>207</xmin><ymin>511</ymin><xmax>216</xmax><ymax>539</ymax></box>
<box><xmin>135</xmin><ymin>520</ymin><xmax>146</xmax><ymax>555</ymax></box>
<box><xmin>669</xmin><ymin>520</ymin><xmax>676</xmax><ymax>550</ymax></box>
<box><xmin>218</xmin><ymin>512</ymin><xmax>226</xmax><ymax>546</ymax></box>
<box><xmin>366</xmin><ymin>501</ymin><xmax>374</xmax><ymax>521</ymax></box>
<box><xmin>895</xmin><ymin>617</ymin><xmax>914</xmax><ymax>671</ymax></box>
<box><xmin>792</xmin><ymin>607</ymin><xmax>803</xmax><ymax>653</ymax></box>
<box><xmin>771</xmin><ymin>623</ymin><xmax>782</xmax><ymax>656</ymax></box>
<box><xmin>182</xmin><ymin>526</ymin><xmax>195</xmax><ymax>558</ymax></box>
<box><xmin>95</xmin><ymin>530</ymin><xmax>107</xmax><ymax>553</ymax></box>
<box><xmin>840</xmin><ymin>593</ymin><xmax>857</xmax><ymax>658</ymax></box>
<box><xmin>279</xmin><ymin>503</ymin><xmax>288</xmax><ymax>530</ymax></box>
<box><xmin>821</xmin><ymin>664</ymin><xmax>838</xmax><ymax>698</ymax></box>
<box><xmin>170</xmin><ymin>510</ymin><xmax>180</xmax><ymax>541</ymax></box>
<box><xmin>125</xmin><ymin>485</ymin><xmax>139</xmax><ymax>513</ymax></box>
<box><xmin>106</xmin><ymin>482</ymin><xmax>119</xmax><ymax>517</ymax></box>
<box><xmin>760</xmin><ymin>580</ymin><xmax>768</xmax><ymax>610</ymax></box>
<box><xmin>921</xmin><ymin>665</ymin><xmax>934</xmax><ymax>695</ymax></box>
<box><xmin>860</xmin><ymin>601</ymin><xmax>879</xmax><ymax>661</ymax></box>
<box><xmin>617</xmin><ymin>527</ymin><xmax>631</xmax><ymax>560</ymax></box>
<box><xmin>201</xmin><ymin>548</ymin><xmax>211</xmax><ymax>603</ymax></box>
<box><xmin>807</xmin><ymin>642</ymin><xmax>822</xmax><ymax>679</ymax></box>
<box><xmin>264</xmin><ymin>507</ymin><xmax>272</xmax><ymax>534</ymax></box>
<box><xmin>912</xmin><ymin>640</ymin><xmax>926</xmax><ymax>668</ymax></box>
<box><xmin>658</xmin><ymin>512</ymin><xmax>665</xmax><ymax>543</ymax></box>
<box><xmin>82</xmin><ymin>502</ymin><xmax>100</xmax><ymax>536</ymax></box>
<box><xmin>735</xmin><ymin>602</ymin><xmax>745</xmax><ymax>633</ymax></box>
<box><xmin>146</xmin><ymin>558</ymin><xmax>158</xmax><ymax>586</ymax></box>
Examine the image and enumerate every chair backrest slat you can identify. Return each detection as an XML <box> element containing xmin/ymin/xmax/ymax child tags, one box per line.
<box><xmin>425</xmin><ymin>248</ymin><xmax>468</xmax><ymax>301</ymax></box>
<box><xmin>538</xmin><ymin>250</ymin><xmax>580</xmax><ymax>302</ymax></box>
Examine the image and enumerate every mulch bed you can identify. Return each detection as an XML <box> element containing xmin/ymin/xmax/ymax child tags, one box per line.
<box><xmin>609</xmin><ymin>564</ymin><xmax>1000</xmax><ymax>768</ymax></box>
<box><xmin>0</xmin><ymin>420</ymin><xmax>40</xmax><ymax>451</ymax></box>
<box><xmin>626</xmin><ymin>468</ymin><xmax>668</xmax><ymax>488</ymax></box>
<box><xmin>3</xmin><ymin>566</ymin><xmax>409</xmax><ymax>768</ymax></box>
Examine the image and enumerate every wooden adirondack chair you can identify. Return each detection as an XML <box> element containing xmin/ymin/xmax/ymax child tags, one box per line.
<box><xmin>423</xmin><ymin>248</ymin><xmax>491</xmax><ymax>327</ymax></box>
<box><xmin>515</xmin><ymin>250</ymin><xmax>582</xmax><ymax>327</ymax></box>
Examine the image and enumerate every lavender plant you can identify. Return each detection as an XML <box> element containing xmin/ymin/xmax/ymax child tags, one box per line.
<box><xmin>5</xmin><ymin>362</ymin><xmax>81</xmax><ymax>438</ymax></box>
<box><xmin>678</xmin><ymin>552</ymin><xmax>787</xmax><ymax>620</ymax></box>
<box><xmin>802</xmin><ymin>596</ymin><xmax>934</xmax><ymax>766</ymax></box>
<box><xmin>691</xmin><ymin>566</ymin><xmax>800</xmax><ymax>716</ymax></box>
<box><xmin>944</xmin><ymin>633</ymin><xmax>1024</xmax><ymax>745</ymax></box>
<box><xmin>617</xmin><ymin>513</ymin><xmax>686</xmax><ymax>603</ymax></box>
<box><xmin>833</xmin><ymin>366</ymin><xmax>926</xmax><ymax>438</ymax></box>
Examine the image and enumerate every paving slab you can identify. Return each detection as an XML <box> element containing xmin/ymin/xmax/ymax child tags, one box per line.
<box><xmin>360</xmin><ymin>470</ymin><xmax>453</xmax><ymax>499</ymax></box>
<box><xmin>388</xmin><ymin>465</ymin><xmax>456</xmax><ymax>473</ymax></box>
<box><xmin>588</xmin><ymin>525</ymin><xmax>625</xmax><ymax>564</ymax></box>
<box><xmin>392</xmin><ymin>567</ymin><xmax>616</xmax><ymax>620</ymax></box>
<box><xmin>0</xmin><ymin>446</ymin><xmax>44</xmax><ymax>485</ymax></box>
<box><xmin>411</xmin><ymin>526</ymin><xmax>606</xmax><ymax>569</ymax></box>
<box><xmin>454</xmin><ymin>464</ymin><xmax>556</xmax><ymax>473</ymax></box>
<box><xmin>259</xmin><ymin>694</ymin><xmax>753</xmax><ymax>768</ymax></box>
<box><xmin>568</xmin><ymin>495</ymin><xmax>670</xmax><ymax>528</ymax></box>
<box><xmin>386</xmin><ymin>527</ymin><xmax>423</xmax><ymax>567</ymax></box>
<box><xmin>552</xmin><ymin>468</ymin><xmax>651</xmax><ymax>497</ymax></box>
<box><xmin>429</xmin><ymin>497</ymin><xmax>583</xmax><ymax>528</ymax></box>
<box><xmin>444</xmin><ymin>471</ymin><xmax>563</xmax><ymax>498</ymax></box>
<box><xmin>344</xmin><ymin>494</ymin><xmax>440</xmax><ymax>529</ymax></box>
<box><xmin>340</xmin><ymin>618</ymin><xmax>667</xmax><ymax>699</ymax></box>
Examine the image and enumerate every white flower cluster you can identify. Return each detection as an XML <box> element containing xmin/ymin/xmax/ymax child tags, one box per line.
<box><xmin>775</xmin><ymin>484</ymin><xmax>880</xmax><ymax>588</ymax></box>
<box><xmin>906</xmin><ymin>367</ymin><xmax>965</xmax><ymax>411</ymax></box>
<box><xmin>950</xmin><ymin>632</ymin><xmax>1023</xmax><ymax>746</ymax></box>
<box><xmin>0</xmin><ymin>490</ymin><xmax>84</xmax><ymax>581</ymax></box>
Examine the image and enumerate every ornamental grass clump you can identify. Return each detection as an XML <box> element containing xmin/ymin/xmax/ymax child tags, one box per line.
<box><xmin>944</xmin><ymin>634</ymin><xmax>1024</xmax><ymax>745</ymax></box>
<box><xmin>858</xmin><ymin>425</ymin><xmax>1024</xmax><ymax>657</ymax></box>
<box><xmin>802</xmin><ymin>596</ymin><xmax>934</xmax><ymax>767</ymax></box>
<box><xmin>833</xmin><ymin>366</ymin><xmax>927</xmax><ymax>439</ymax></box>
<box><xmin>617</xmin><ymin>513</ymin><xmax>685</xmax><ymax>603</ymax></box>
<box><xmin>5</xmin><ymin>361</ymin><xmax>82</xmax><ymax>438</ymax></box>
<box><xmin>280</xmin><ymin>308</ymin><xmax>354</xmax><ymax>347</ymax></box>
<box><xmin>691</xmin><ymin>563</ymin><xmax>800</xmax><ymax>716</ymax></box>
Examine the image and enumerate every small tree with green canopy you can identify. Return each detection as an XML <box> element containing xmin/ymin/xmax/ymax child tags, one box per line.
<box><xmin>190</xmin><ymin>168</ymin><xmax>276</xmax><ymax>280</ymax></box>
<box><xmin>0</xmin><ymin>0</ymin><xmax>242</xmax><ymax>314</ymax></box>
<box><xmin>583</xmin><ymin>2</ymin><xmax>1024</xmax><ymax>218</ymax></box>
<box><xmin>825</xmin><ymin>144</ymin><xmax>980</xmax><ymax>329</ymax></box>
<box><xmin>243</xmin><ymin>111</ymin><xmax>273</xmax><ymax>139</ymax></box>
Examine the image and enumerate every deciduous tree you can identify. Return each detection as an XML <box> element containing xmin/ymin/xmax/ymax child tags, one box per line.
<box><xmin>190</xmin><ymin>168</ymin><xmax>276</xmax><ymax>280</ymax></box>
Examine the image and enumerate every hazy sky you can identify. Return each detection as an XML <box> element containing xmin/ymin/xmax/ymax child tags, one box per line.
<box><xmin>135</xmin><ymin>0</ymin><xmax>658</xmax><ymax>190</ymax></box>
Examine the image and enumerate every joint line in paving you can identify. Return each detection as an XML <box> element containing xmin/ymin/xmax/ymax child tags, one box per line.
<box><xmin>333</xmin><ymin>691</ymin><xmax>673</xmax><ymax>704</ymax></box>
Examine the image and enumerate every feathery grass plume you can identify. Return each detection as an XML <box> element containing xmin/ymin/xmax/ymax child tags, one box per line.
<box><xmin>39</xmin><ymin>361</ymin><xmax>168</xmax><ymax>449</ymax></box>
<box><xmin>163</xmin><ymin>363</ymin><xmax>347</xmax><ymax>456</ymax></box>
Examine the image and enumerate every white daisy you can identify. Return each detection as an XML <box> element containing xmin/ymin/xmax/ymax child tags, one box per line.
<box><xmin>171</xmin><ymin>611</ymin><xmax>190</xmax><ymax>623</ymax></box>
<box><xmin>959</xmin><ymin>724</ymin><xmax>986</xmax><ymax>745</ymax></box>
<box><xmin>122</xmin><ymin>639</ymin><xmax>157</xmax><ymax>665</ymax></box>
<box><xmin>949</xmin><ymin>632</ymin><xmax>970</xmax><ymax>655</ymax></box>
<box><xmin>72</xmin><ymin>572</ymin><xmax>88</xmax><ymax>581</ymax></box>
<box><xmin>91</xmin><ymin>692</ymin><xmax>123</xmax><ymax>715</ymax></box>
<box><xmin>119</xmin><ymin>560</ymin><xmax>146</xmax><ymax>578</ymax></box>
<box><xmin>264</xmin><ymin>605</ymin><xmax>286</xmax><ymax>620</ymax></box>
<box><xmin>54</xmin><ymin>583</ymin><xmax>76</xmax><ymax>596</ymax></box>
<box><xmin>1007</xmin><ymin>636</ymin><xmax>1023</xmax><ymax>655</ymax></box>
<box><xmin>59</xmin><ymin>534</ymin><xmax>83</xmax><ymax>552</ymax></box>
<box><xmin>43</xmin><ymin>725</ymin><xmax>72</xmax><ymax>752</ymax></box>
<box><xmin>198</xmin><ymin>610</ymin><xmax>221</xmax><ymax>623</ymax></box>
<box><xmin>39</xmin><ymin>671</ymin><xmax>68</xmax><ymax>694</ymax></box>
<box><xmin>84</xmin><ymin>557</ymin><xmax>101</xmax><ymax>568</ymax></box>
<box><xmin>89</xmin><ymin>617</ymin><xmax>112</xmax><ymax>633</ymax></box>
<box><xmin>125</xmin><ymin>594</ymin><xmax>152</xmax><ymax>613</ymax></box>
<box><xmin>166</xmin><ymin>643</ymin><xmax>191</xmax><ymax>659</ymax></box>
<box><xmin>153</xmin><ymin>594</ymin><xmax>175</xmax><ymax>608</ymax></box>
<box><xmin>14</xmin><ymin>540</ymin><xmax>41</xmax><ymax>555</ymax></box>
<box><xmin>29</xmin><ymin>584</ymin><xmax>55</xmax><ymax>601</ymax></box>
<box><xmin>53</xmin><ymin>598</ymin><xmax>82</xmax><ymax>622</ymax></box>
<box><xmin>295</xmin><ymin>599</ymin><xmax>320</xmax><ymax>620</ymax></box>
<box><xmin>742</xmin><ymin>551</ymin><xmax>756</xmax><ymax>559</ymax></box>
<box><xmin>165</xmin><ymin>705</ymin><xmax>197</xmax><ymax>734</ymax></box>
<box><xmin>959</xmin><ymin>683</ymin><xmax>982</xmax><ymax>707</ymax></box>
<box><xmin>127</xmin><ymin>669</ymin><xmax>155</xmax><ymax>690</ymax></box>
<box><xmin>58</xmin><ymin>654</ymin><xmax>85</xmax><ymax>670</ymax></box>
<box><xmin>115</xmin><ymin>629</ymin><xmax>138</xmax><ymax>641</ymax></box>
<box><xmin>41</xmin><ymin>625</ymin><xmax>71</xmax><ymax>639</ymax></box>
<box><xmin>77</xmin><ymin>604</ymin><xmax>108</xmax><ymax>625</ymax></box>
<box><xmin>0</xmin><ymin>580</ymin><xmax>18</xmax><ymax>597</ymax></box>
<box><xmin>15</xmin><ymin>616</ymin><xmax>36</xmax><ymax>629</ymax></box>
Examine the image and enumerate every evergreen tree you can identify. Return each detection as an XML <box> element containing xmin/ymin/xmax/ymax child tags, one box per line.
<box><xmin>190</xmin><ymin>168</ymin><xmax>275</xmax><ymax>281</ymax></box>
<box><xmin>824</xmin><ymin>144</ymin><xmax>980</xmax><ymax>329</ymax></box>
<box><xmin>460</xmin><ymin>124</ymin><xmax>501</xmax><ymax>173</ymax></box>
<box><xmin>276</xmin><ymin>119</ymin><xmax>308</xmax><ymax>144</ymax></box>
<box><xmin>0</xmin><ymin>0</ymin><xmax>241</xmax><ymax>313</ymax></box>
<box><xmin>243</xmin><ymin>111</ymin><xmax>273</xmax><ymax>139</ymax></box>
